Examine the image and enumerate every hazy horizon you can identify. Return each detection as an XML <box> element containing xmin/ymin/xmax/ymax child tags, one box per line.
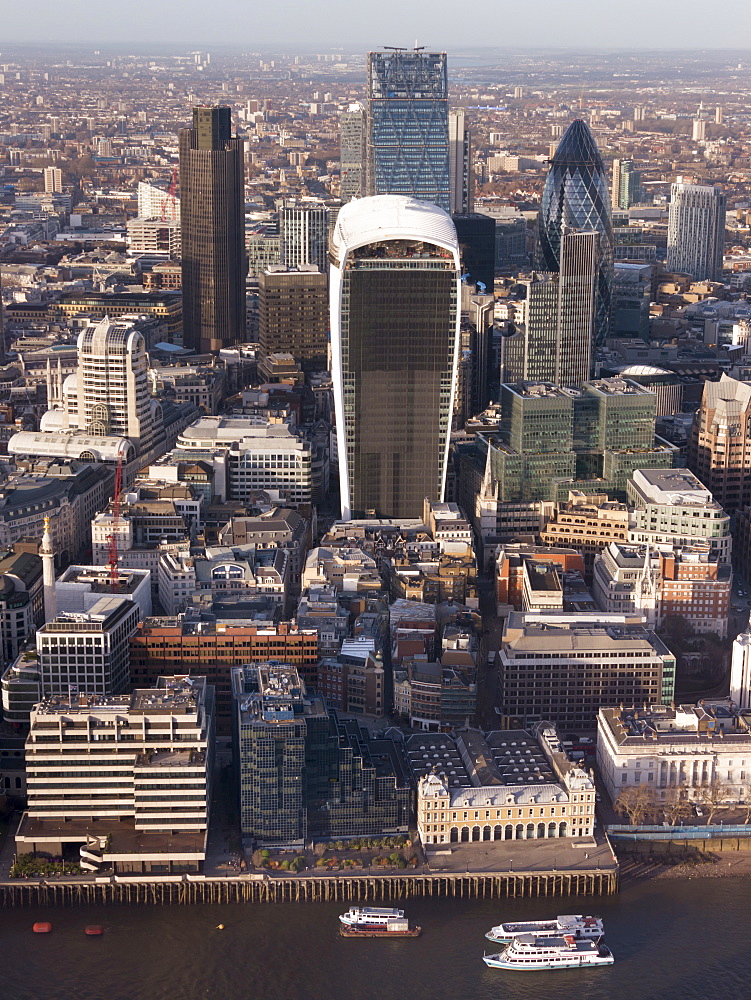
<box><xmin>2</xmin><ymin>0</ymin><xmax>750</xmax><ymax>51</ymax></box>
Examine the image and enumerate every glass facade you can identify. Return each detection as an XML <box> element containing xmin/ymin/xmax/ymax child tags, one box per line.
<box><xmin>367</xmin><ymin>51</ymin><xmax>450</xmax><ymax>212</ymax></box>
<box><xmin>234</xmin><ymin>665</ymin><xmax>410</xmax><ymax>846</ymax></box>
<box><xmin>339</xmin><ymin>240</ymin><xmax>459</xmax><ymax>519</ymax></box>
<box><xmin>538</xmin><ymin>120</ymin><xmax>614</xmax><ymax>347</ymax></box>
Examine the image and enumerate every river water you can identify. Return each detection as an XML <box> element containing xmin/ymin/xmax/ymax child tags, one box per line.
<box><xmin>3</xmin><ymin>875</ymin><xmax>748</xmax><ymax>1000</ymax></box>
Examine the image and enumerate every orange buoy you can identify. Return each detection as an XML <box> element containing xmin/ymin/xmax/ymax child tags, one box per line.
<box><xmin>85</xmin><ymin>925</ymin><xmax>104</xmax><ymax>936</ymax></box>
<box><xmin>33</xmin><ymin>922</ymin><xmax>52</xmax><ymax>934</ymax></box>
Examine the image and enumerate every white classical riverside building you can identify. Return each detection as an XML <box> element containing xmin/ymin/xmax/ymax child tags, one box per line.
<box><xmin>597</xmin><ymin>702</ymin><xmax>751</xmax><ymax>803</ymax></box>
<box><xmin>412</xmin><ymin>727</ymin><xmax>595</xmax><ymax>847</ymax></box>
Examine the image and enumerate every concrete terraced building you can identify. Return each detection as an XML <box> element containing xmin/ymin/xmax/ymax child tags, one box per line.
<box><xmin>17</xmin><ymin>675</ymin><xmax>214</xmax><ymax>873</ymax></box>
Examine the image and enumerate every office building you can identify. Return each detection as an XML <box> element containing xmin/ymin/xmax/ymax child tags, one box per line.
<box><xmin>366</xmin><ymin>49</ymin><xmax>450</xmax><ymax>212</ymax></box>
<box><xmin>280</xmin><ymin>200</ymin><xmax>329</xmax><ymax>272</ymax></box>
<box><xmin>258</xmin><ymin>266</ymin><xmax>328</xmax><ymax>369</ymax></box>
<box><xmin>179</xmin><ymin>106</ymin><xmax>246</xmax><ymax>352</ymax></box>
<box><xmin>130</xmin><ymin>617</ymin><xmax>318</xmax><ymax>732</ymax></box>
<box><xmin>611</xmin><ymin>262</ymin><xmax>651</xmax><ymax>339</ymax></box>
<box><xmin>452</xmin><ymin>213</ymin><xmax>495</xmax><ymax>292</ymax></box>
<box><xmin>43</xmin><ymin>166</ymin><xmax>62</xmax><ymax>194</ymax></box>
<box><xmin>540</xmin><ymin>491</ymin><xmax>629</xmax><ymax>578</ymax></box>
<box><xmin>611</xmin><ymin>158</ymin><xmax>641</xmax><ymax>210</ymax></box>
<box><xmin>731</xmin><ymin>620</ymin><xmax>751</xmax><ymax>709</ymax></box>
<box><xmin>170</xmin><ymin>415</ymin><xmax>326</xmax><ymax>504</ymax></box>
<box><xmin>497</xmin><ymin>612</ymin><xmax>676</xmax><ymax>731</ymax></box>
<box><xmin>17</xmin><ymin>675</ymin><xmax>214</xmax><ymax>873</ymax></box>
<box><xmin>412</xmin><ymin>727</ymin><xmax>595</xmax><ymax>846</ymax></box>
<box><xmin>0</xmin><ymin>546</ymin><xmax>43</xmax><ymax>664</ymax></box>
<box><xmin>10</xmin><ymin>316</ymin><xmax>164</xmax><ymax>469</ymax></box>
<box><xmin>597</xmin><ymin>702</ymin><xmax>751</xmax><ymax>805</ymax></box>
<box><xmin>667</xmin><ymin>181</ymin><xmax>726</xmax><ymax>282</ymax></box>
<box><xmin>35</xmin><ymin>596</ymin><xmax>140</xmax><ymax>698</ymax></box>
<box><xmin>449</xmin><ymin>109</ymin><xmax>473</xmax><ymax>215</ymax></box>
<box><xmin>690</xmin><ymin>375</ymin><xmax>751</xmax><ymax>512</ymax></box>
<box><xmin>501</xmin><ymin>231</ymin><xmax>599</xmax><ymax>386</ymax></box>
<box><xmin>538</xmin><ymin>119</ymin><xmax>614</xmax><ymax>346</ymax></box>
<box><xmin>330</xmin><ymin>195</ymin><xmax>461</xmax><ymax>520</ymax></box>
<box><xmin>340</xmin><ymin>103</ymin><xmax>365</xmax><ymax>203</ymax></box>
<box><xmin>232</xmin><ymin>663</ymin><xmax>410</xmax><ymax>847</ymax></box>
<box><xmin>627</xmin><ymin>468</ymin><xmax>732</xmax><ymax>563</ymax></box>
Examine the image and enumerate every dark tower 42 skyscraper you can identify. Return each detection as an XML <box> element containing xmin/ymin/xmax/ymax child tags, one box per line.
<box><xmin>331</xmin><ymin>196</ymin><xmax>461</xmax><ymax>520</ymax></box>
<box><xmin>367</xmin><ymin>50</ymin><xmax>450</xmax><ymax>212</ymax></box>
<box><xmin>179</xmin><ymin>106</ymin><xmax>246</xmax><ymax>353</ymax></box>
<box><xmin>539</xmin><ymin>119</ymin><xmax>613</xmax><ymax>348</ymax></box>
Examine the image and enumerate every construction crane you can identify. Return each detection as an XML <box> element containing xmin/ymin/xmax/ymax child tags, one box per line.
<box><xmin>160</xmin><ymin>165</ymin><xmax>178</xmax><ymax>222</ymax></box>
<box><xmin>107</xmin><ymin>451</ymin><xmax>124</xmax><ymax>591</ymax></box>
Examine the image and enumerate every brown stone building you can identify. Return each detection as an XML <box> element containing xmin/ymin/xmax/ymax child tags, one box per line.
<box><xmin>690</xmin><ymin>375</ymin><xmax>751</xmax><ymax>512</ymax></box>
<box><xmin>539</xmin><ymin>490</ymin><xmax>629</xmax><ymax>579</ymax></box>
<box><xmin>259</xmin><ymin>265</ymin><xmax>328</xmax><ymax>369</ymax></box>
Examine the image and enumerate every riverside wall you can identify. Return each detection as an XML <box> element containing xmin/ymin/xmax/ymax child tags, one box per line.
<box><xmin>0</xmin><ymin>868</ymin><xmax>618</xmax><ymax>907</ymax></box>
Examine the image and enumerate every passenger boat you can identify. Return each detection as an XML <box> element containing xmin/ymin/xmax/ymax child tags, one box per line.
<box><xmin>483</xmin><ymin>934</ymin><xmax>614</xmax><ymax>970</ymax></box>
<box><xmin>485</xmin><ymin>913</ymin><xmax>603</xmax><ymax>944</ymax></box>
<box><xmin>339</xmin><ymin>906</ymin><xmax>421</xmax><ymax>938</ymax></box>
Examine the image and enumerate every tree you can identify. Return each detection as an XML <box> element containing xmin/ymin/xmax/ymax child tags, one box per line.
<box><xmin>251</xmin><ymin>849</ymin><xmax>266</xmax><ymax>868</ymax></box>
<box><xmin>698</xmin><ymin>778</ymin><xmax>733</xmax><ymax>824</ymax></box>
<box><xmin>660</xmin><ymin>788</ymin><xmax>692</xmax><ymax>826</ymax></box>
<box><xmin>741</xmin><ymin>783</ymin><xmax>751</xmax><ymax>824</ymax></box>
<box><xmin>313</xmin><ymin>842</ymin><xmax>327</xmax><ymax>858</ymax></box>
<box><xmin>614</xmin><ymin>785</ymin><xmax>658</xmax><ymax>826</ymax></box>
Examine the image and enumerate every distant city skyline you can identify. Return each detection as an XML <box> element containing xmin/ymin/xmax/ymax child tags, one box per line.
<box><xmin>3</xmin><ymin>1</ymin><xmax>751</xmax><ymax>49</ymax></box>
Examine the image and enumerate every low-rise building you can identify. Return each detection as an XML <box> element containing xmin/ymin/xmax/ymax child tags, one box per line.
<box><xmin>16</xmin><ymin>675</ymin><xmax>214</xmax><ymax>873</ymax></box>
<box><xmin>597</xmin><ymin>701</ymin><xmax>751</xmax><ymax>804</ymax></box>
<box><xmin>411</xmin><ymin>726</ymin><xmax>595</xmax><ymax>846</ymax></box>
<box><xmin>317</xmin><ymin>637</ymin><xmax>385</xmax><ymax>717</ymax></box>
<box><xmin>55</xmin><ymin>564</ymin><xmax>152</xmax><ymax>621</ymax></box>
<box><xmin>540</xmin><ymin>491</ymin><xmax>629</xmax><ymax>579</ymax></box>
<box><xmin>496</xmin><ymin>543</ymin><xmax>585</xmax><ymax>614</ymax></box>
<box><xmin>129</xmin><ymin>616</ymin><xmax>318</xmax><ymax>732</ymax></box>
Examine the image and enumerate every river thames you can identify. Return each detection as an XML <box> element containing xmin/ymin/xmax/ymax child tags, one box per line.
<box><xmin>3</xmin><ymin>875</ymin><xmax>748</xmax><ymax>1000</ymax></box>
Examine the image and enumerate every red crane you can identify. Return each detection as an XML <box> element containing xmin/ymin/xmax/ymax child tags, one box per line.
<box><xmin>107</xmin><ymin>451</ymin><xmax>124</xmax><ymax>591</ymax></box>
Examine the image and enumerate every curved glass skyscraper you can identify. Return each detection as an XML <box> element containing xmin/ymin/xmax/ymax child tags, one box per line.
<box><xmin>539</xmin><ymin>119</ymin><xmax>613</xmax><ymax>347</ymax></box>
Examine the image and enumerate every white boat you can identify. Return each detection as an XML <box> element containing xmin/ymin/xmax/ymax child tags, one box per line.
<box><xmin>484</xmin><ymin>934</ymin><xmax>614</xmax><ymax>971</ymax></box>
<box><xmin>339</xmin><ymin>906</ymin><xmax>420</xmax><ymax>937</ymax></box>
<box><xmin>485</xmin><ymin>913</ymin><xmax>603</xmax><ymax>944</ymax></box>
<box><xmin>339</xmin><ymin>906</ymin><xmax>405</xmax><ymax>928</ymax></box>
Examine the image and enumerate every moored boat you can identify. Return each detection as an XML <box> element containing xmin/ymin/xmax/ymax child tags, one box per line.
<box><xmin>339</xmin><ymin>906</ymin><xmax>421</xmax><ymax>938</ymax></box>
<box><xmin>484</xmin><ymin>934</ymin><xmax>614</xmax><ymax>971</ymax></box>
<box><xmin>32</xmin><ymin>922</ymin><xmax>52</xmax><ymax>934</ymax></box>
<box><xmin>485</xmin><ymin>914</ymin><xmax>603</xmax><ymax>944</ymax></box>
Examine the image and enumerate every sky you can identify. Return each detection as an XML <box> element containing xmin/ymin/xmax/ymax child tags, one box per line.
<box><xmin>3</xmin><ymin>0</ymin><xmax>751</xmax><ymax>50</ymax></box>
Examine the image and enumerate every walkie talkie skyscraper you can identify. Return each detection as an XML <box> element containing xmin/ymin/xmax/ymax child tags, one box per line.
<box><xmin>538</xmin><ymin>119</ymin><xmax>614</xmax><ymax>347</ymax></box>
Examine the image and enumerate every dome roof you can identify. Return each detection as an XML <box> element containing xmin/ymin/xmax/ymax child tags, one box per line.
<box><xmin>619</xmin><ymin>364</ymin><xmax>672</xmax><ymax>377</ymax></box>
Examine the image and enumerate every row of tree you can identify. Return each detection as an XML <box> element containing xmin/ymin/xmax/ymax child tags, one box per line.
<box><xmin>614</xmin><ymin>780</ymin><xmax>750</xmax><ymax>827</ymax></box>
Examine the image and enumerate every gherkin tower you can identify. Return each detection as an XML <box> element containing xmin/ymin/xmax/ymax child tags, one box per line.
<box><xmin>539</xmin><ymin>119</ymin><xmax>613</xmax><ymax>347</ymax></box>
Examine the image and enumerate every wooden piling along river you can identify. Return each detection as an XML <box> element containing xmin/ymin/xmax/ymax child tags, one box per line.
<box><xmin>0</xmin><ymin>868</ymin><xmax>618</xmax><ymax>907</ymax></box>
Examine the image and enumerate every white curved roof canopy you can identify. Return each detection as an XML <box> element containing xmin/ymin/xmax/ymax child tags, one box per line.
<box><xmin>332</xmin><ymin>195</ymin><xmax>459</xmax><ymax>257</ymax></box>
<box><xmin>8</xmin><ymin>431</ymin><xmax>134</xmax><ymax>463</ymax></box>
